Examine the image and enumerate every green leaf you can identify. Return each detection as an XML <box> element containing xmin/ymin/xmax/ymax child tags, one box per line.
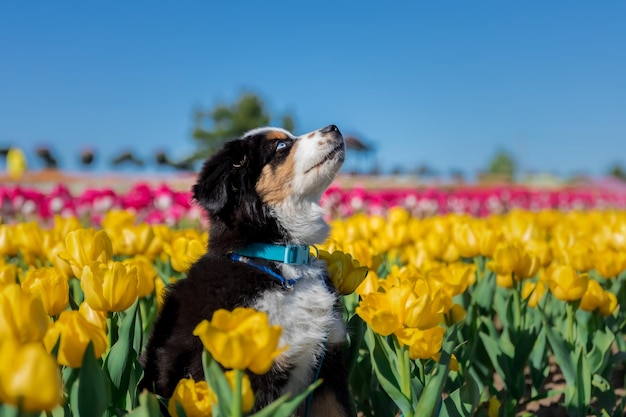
<box><xmin>72</xmin><ymin>342</ymin><xmax>111</xmax><ymax>417</ymax></box>
<box><xmin>126</xmin><ymin>390</ymin><xmax>163</xmax><ymax>417</ymax></box>
<box><xmin>364</xmin><ymin>327</ymin><xmax>412</xmax><ymax>413</ymax></box>
<box><xmin>415</xmin><ymin>325</ymin><xmax>459</xmax><ymax>417</ymax></box>
<box><xmin>440</xmin><ymin>371</ymin><xmax>480</xmax><ymax>417</ymax></box>
<box><xmin>201</xmin><ymin>350</ymin><xmax>233</xmax><ymax>417</ymax></box>
<box><xmin>105</xmin><ymin>301</ymin><xmax>139</xmax><ymax>409</ymax></box>
<box><xmin>538</xmin><ymin>308</ymin><xmax>577</xmax><ymax>386</ymax></box>
<box><xmin>249</xmin><ymin>379</ymin><xmax>322</xmax><ymax>417</ymax></box>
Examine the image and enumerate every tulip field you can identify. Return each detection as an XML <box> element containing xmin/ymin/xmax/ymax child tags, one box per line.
<box><xmin>1</xmin><ymin>181</ymin><xmax>626</xmax><ymax>417</ymax></box>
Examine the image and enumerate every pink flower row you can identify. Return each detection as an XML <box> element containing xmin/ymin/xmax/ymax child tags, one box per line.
<box><xmin>2</xmin><ymin>181</ymin><xmax>626</xmax><ymax>224</ymax></box>
<box><xmin>321</xmin><ymin>183</ymin><xmax>626</xmax><ymax>217</ymax></box>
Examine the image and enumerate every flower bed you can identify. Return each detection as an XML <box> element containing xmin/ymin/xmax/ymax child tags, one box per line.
<box><xmin>1</xmin><ymin>207</ymin><xmax>625</xmax><ymax>416</ymax></box>
<box><xmin>3</xmin><ymin>181</ymin><xmax>626</xmax><ymax>225</ymax></box>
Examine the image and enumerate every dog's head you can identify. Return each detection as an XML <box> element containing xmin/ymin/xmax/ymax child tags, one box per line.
<box><xmin>192</xmin><ymin>125</ymin><xmax>345</xmax><ymax>250</ymax></box>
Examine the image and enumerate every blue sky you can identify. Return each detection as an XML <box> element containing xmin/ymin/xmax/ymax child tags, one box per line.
<box><xmin>1</xmin><ymin>1</ymin><xmax>625</xmax><ymax>178</ymax></box>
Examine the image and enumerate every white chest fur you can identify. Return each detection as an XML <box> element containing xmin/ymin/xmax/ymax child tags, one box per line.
<box><xmin>251</xmin><ymin>259</ymin><xmax>346</xmax><ymax>395</ymax></box>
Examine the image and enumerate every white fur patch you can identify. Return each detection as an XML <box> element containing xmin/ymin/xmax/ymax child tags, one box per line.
<box><xmin>251</xmin><ymin>259</ymin><xmax>345</xmax><ymax>396</ymax></box>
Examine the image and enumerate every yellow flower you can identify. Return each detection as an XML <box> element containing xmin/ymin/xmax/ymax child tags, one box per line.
<box><xmin>565</xmin><ymin>241</ymin><xmax>595</xmax><ymax>272</ymax></box>
<box><xmin>0</xmin><ymin>284</ymin><xmax>49</xmax><ymax>344</ymax></box>
<box><xmin>487</xmin><ymin>241</ymin><xmax>538</xmax><ymax>280</ymax></box>
<box><xmin>357</xmin><ymin>291</ymin><xmax>404</xmax><ymax>336</ymax></box>
<box><xmin>6</xmin><ymin>148</ymin><xmax>27</xmax><ymax>179</ymax></box>
<box><xmin>117</xmin><ymin>224</ymin><xmax>156</xmax><ymax>257</ymax></box>
<box><xmin>225</xmin><ymin>370</ymin><xmax>255</xmax><ymax>412</ymax></box>
<box><xmin>13</xmin><ymin>222</ymin><xmax>47</xmax><ymax>265</ymax></box>
<box><xmin>579</xmin><ymin>280</ymin><xmax>616</xmax><ymax>315</ymax></box>
<box><xmin>193</xmin><ymin>308</ymin><xmax>285</xmax><ymax>374</ymax></box>
<box><xmin>165</xmin><ymin>236</ymin><xmax>206</xmax><ymax>273</ymax></box>
<box><xmin>395</xmin><ymin>326</ymin><xmax>445</xmax><ymax>360</ymax></box>
<box><xmin>452</xmin><ymin>220</ymin><xmax>480</xmax><ymax>258</ymax></box>
<box><xmin>0</xmin><ymin>339</ymin><xmax>63</xmax><ymax>412</ymax></box>
<box><xmin>355</xmin><ymin>270</ymin><xmax>381</xmax><ymax>297</ymax></box>
<box><xmin>78</xmin><ymin>302</ymin><xmax>108</xmax><ymax>332</ymax></box>
<box><xmin>21</xmin><ymin>267</ymin><xmax>69</xmax><ymax>316</ymax></box>
<box><xmin>446</xmin><ymin>303</ymin><xmax>467</xmax><ymax>324</ymax></box>
<box><xmin>496</xmin><ymin>273</ymin><xmax>514</xmax><ymax>289</ymax></box>
<box><xmin>43</xmin><ymin>310</ymin><xmax>108</xmax><ymax>368</ymax></box>
<box><xmin>0</xmin><ymin>264</ymin><xmax>18</xmax><ymax>288</ymax></box>
<box><xmin>477</xmin><ymin>226</ymin><xmax>502</xmax><ymax>258</ymax></box>
<box><xmin>0</xmin><ymin>225</ymin><xmax>19</xmax><ymax>257</ymax></box>
<box><xmin>594</xmin><ymin>249</ymin><xmax>626</xmax><ymax>279</ymax></box>
<box><xmin>521</xmin><ymin>281</ymin><xmax>547</xmax><ymax>308</ymax></box>
<box><xmin>318</xmin><ymin>250</ymin><xmax>368</xmax><ymax>295</ymax></box>
<box><xmin>427</xmin><ymin>262</ymin><xmax>476</xmax><ymax>298</ymax></box>
<box><xmin>546</xmin><ymin>264</ymin><xmax>589</xmax><ymax>302</ymax></box>
<box><xmin>123</xmin><ymin>256</ymin><xmax>157</xmax><ymax>298</ymax></box>
<box><xmin>168</xmin><ymin>378</ymin><xmax>216</xmax><ymax>417</ymax></box>
<box><xmin>599</xmin><ymin>291</ymin><xmax>618</xmax><ymax>317</ymax></box>
<box><xmin>155</xmin><ymin>276</ymin><xmax>167</xmax><ymax>311</ymax></box>
<box><xmin>488</xmin><ymin>396</ymin><xmax>501</xmax><ymax>417</ymax></box>
<box><xmin>487</xmin><ymin>241</ymin><xmax>521</xmax><ymax>275</ymax></box>
<box><xmin>81</xmin><ymin>261</ymin><xmax>139</xmax><ymax>312</ymax></box>
<box><xmin>101</xmin><ymin>209</ymin><xmax>136</xmax><ymax>232</ymax></box>
<box><xmin>60</xmin><ymin>229</ymin><xmax>113</xmax><ymax>278</ymax></box>
<box><xmin>524</xmin><ymin>239</ymin><xmax>553</xmax><ymax>268</ymax></box>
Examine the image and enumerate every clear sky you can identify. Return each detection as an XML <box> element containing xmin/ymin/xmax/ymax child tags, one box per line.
<box><xmin>1</xmin><ymin>1</ymin><xmax>625</xmax><ymax>179</ymax></box>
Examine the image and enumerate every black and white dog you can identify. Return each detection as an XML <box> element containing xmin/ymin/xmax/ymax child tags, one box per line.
<box><xmin>140</xmin><ymin>125</ymin><xmax>353</xmax><ymax>416</ymax></box>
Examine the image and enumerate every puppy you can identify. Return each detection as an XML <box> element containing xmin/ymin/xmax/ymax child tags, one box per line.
<box><xmin>140</xmin><ymin>125</ymin><xmax>354</xmax><ymax>416</ymax></box>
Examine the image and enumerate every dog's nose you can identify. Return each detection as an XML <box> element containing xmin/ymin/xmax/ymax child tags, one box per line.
<box><xmin>321</xmin><ymin>125</ymin><xmax>340</xmax><ymax>134</ymax></box>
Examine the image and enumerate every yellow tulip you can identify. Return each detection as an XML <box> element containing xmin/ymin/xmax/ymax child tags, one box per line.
<box><xmin>446</xmin><ymin>303</ymin><xmax>467</xmax><ymax>324</ymax></box>
<box><xmin>6</xmin><ymin>148</ymin><xmax>27</xmax><ymax>179</ymax></box>
<box><xmin>13</xmin><ymin>222</ymin><xmax>46</xmax><ymax>265</ymax></box>
<box><xmin>580</xmin><ymin>280</ymin><xmax>613</xmax><ymax>313</ymax></box>
<box><xmin>524</xmin><ymin>239</ymin><xmax>553</xmax><ymax>268</ymax></box>
<box><xmin>21</xmin><ymin>267</ymin><xmax>69</xmax><ymax>316</ymax></box>
<box><xmin>395</xmin><ymin>326</ymin><xmax>445</xmax><ymax>360</ymax></box>
<box><xmin>427</xmin><ymin>262</ymin><xmax>476</xmax><ymax>298</ymax></box>
<box><xmin>546</xmin><ymin>264</ymin><xmax>589</xmax><ymax>302</ymax></box>
<box><xmin>357</xmin><ymin>291</ymin><xmax>404</xmax><ymax>336</ymax></box>
<box><xmin>168</xmin><ymin>378</ymin><xmax>216</xmax><ymax>417</ymax></box>
<box><xmin>477</xmin><ymin>227</ymin><xmax>502</xmax><ymax>258</ymax></box>
<box><xmin>521</xmin><ymin>281</ymin><xmax>546</xmax><ymax>308</ymax></box>
<box><xmin>101</xmin><ymin>209</ymin><xmax>136</xmax><ymax>232</ymax></box>
<box><xmin>155</xmin><ymin>276</ymin><xmax>167</xmax><ymax>311</ymax></box>
<box><xmin>78</xmin><ymin>302</ymin><xmax>108</xmax><ymax>332</ymax></box>
<box><xmin>123</xmin><ymin>256</ymin><xmax>157</xmax><ymax>298</ymax></box>
<box><xmin>44</xmin><ymin>240</ymin><xmax>75</xmax><ymax>279</ymax></box>
<box><xmin>0</xmin><ymin>225</ymin><xmax>19</xmax><ymax>257</ymax></box>
<box><xmin>487</xmin><ymin>241</ymin><xmax>539</xmax><ymax>280</ymax></box>
<box><xmin>318</xmin><ymin>250</ymin><xmax>368</xmax><ymax>295</ymax></box>
<box><xmin>166</xmin><ymin>236</ymin><xmax>206</xmax><ymax>273</ymax></box>
<box><xmin>193</xmin><ymin>308</ymin><xmax>285</xmax><ymax>374</ymax></box>
<box><xmin>0</xmin><ymin>284</ymin><xmax>48</xmax><ymax>344</ymax></box>
<box><xmin>599</xmin><ymin>291</ymin><xmax>618</xmax><ymax>317</ymax></box>
<box><xmin>81</xmin><ymin>261</ymin><xmax>139</xmax><ymax>312</ymax></box>
<box><xmin>355</xmin><ymin>270</ymin><xmax>381</xmax><ymax>297</ymax></box>
<box><xmin>0</xmin><ymin>339</ymin><xmax>63</xmax><ymax>412</ymax></box>
<box><xmin>594</xmin><ymin>249</ymin><xmax>626</xmax><ymax>279</ymax></box>
<box><xmin>225</xmin><ymin>370</ymin><xmax>255</xmax><ymax>412</ymax></box>
<box><xmin>452</xmin><ymin>220</ymin><xmax>480</xmax><ymax>258</ymax></box>
<box><xmin>0</xmin><ymin>264</ymin><xmax>18</xmax><ymax>288</ymax></box>
<box><xmin>496</xmin><ymin>273</ymin><xmax>514</xmax><ymax>289</ymax></box>
<box><xmin>487</xmin><ymin>242</ymin><xmax>522</xmax><ymax>276</ymax></box>
<box><xmin>117</xmin><ymin>224</ymin><xmax>156</xmax><ymax>257</ymax></box>
<box><xmin>43</xmin><ymin>310</ymin><xmax>108</xmax><ymax>368</ymax></box>
<box><xmin>566</xmin><ymin>241</ymin><xmax>595</xmax><ymax>272</ymax></box>
<box><xmin>407</xmin><ymin>281</ymin><xmax>445</xmax><ymax>329</ymax></box>
<box><xmin>60</xmin><ymin>229</ymin><xmax>113</xmax><ymax>278</ymax></box>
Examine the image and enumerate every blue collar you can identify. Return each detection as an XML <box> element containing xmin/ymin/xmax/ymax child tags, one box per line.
<box><xmin>232</xmin><ymin>243</ymin><xmax>311</xmax><ymax>265</ymax></box>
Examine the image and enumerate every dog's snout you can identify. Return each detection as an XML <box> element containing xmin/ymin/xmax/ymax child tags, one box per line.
<box><xmin>321</xmin><ymin>124</ymin><xmax>340</xmax><ymax>135</ymax></box>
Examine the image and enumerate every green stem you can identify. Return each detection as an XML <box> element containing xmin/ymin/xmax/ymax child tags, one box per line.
<box><xmin>566</xmin><ymin>302</ymin><xmax>575</xmax><ymax>346</ymax></box>
<box><xmin>394</xmin><ymin>336</ymin><xmax>414</xmax><ymax>417</ymax></box>
<box><xmin>233</xmin><ymin>368</ymin><xmax>243</xmax><ymax>417</ymax></box>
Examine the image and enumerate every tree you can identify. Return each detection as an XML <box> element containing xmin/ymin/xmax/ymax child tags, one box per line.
<box><xmin>487</xmin><ymin>150</ymin><xmax>516</xmax><ymax>178</ymax></box>
<box><xmin>188</xmin><ymin>92</ymin><xmax>295</xmax><ymax>163</ymax></box>
<box><xmin>609</xmin><ymin>164</ymin><xmax>626</xmax><ymax>181</ymax></box>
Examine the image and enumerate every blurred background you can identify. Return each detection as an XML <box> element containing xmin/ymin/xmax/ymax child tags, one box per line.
<box><xmin>1</xmin><ymin>1</ymin><xmax>625</xmax><ymax>186</ymax></box>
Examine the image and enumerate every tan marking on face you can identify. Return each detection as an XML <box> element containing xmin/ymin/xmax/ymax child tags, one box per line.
<box><xmin>256</xmin><ymin>151</ymin><xmax>296</xmax><ymax>205</ymax></box>
<box><xmin>266</xmin><ymin>131</ymin><xmax>288</xmax><ymax>140</ymax></box>
<box><xmin>307</xmin><ymin>133</ymin><xmax>315</xmax><ymax>139</ymax></box>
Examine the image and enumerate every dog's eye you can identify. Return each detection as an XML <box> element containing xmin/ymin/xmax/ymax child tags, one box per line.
<box><xmin>276</xmin><ymin>141</ymin><xmax>288</xmax><ymax>151</ymax></box>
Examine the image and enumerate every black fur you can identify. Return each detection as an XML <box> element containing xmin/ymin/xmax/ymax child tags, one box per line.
<box><xmin>139</xmin><ymin>130</ymin><xmax>353</xmax><ymax>416</ymax></box>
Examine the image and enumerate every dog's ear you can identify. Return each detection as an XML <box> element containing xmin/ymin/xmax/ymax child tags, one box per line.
<box><xmin>192</xmin><ymin>139</ymin><xmax>249</xmax><ymax>216</ymax></box>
